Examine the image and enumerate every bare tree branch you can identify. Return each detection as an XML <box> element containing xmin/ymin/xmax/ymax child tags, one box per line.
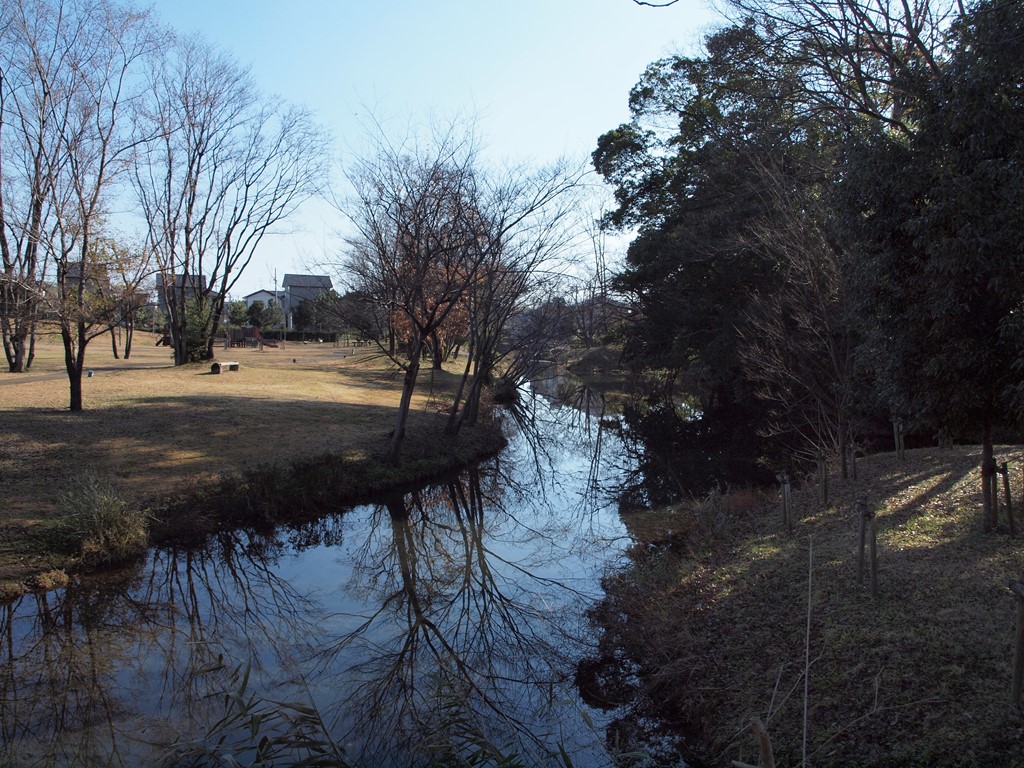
<box><xmin>133</xmin><ymin>35</ymin><xmax>329</xmax><ymax>364</ymax></box>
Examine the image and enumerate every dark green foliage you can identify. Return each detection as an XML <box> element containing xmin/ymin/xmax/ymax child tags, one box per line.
<box><xmin>313</xmin><ymin>290</ymin><xmax>387</xmax><ymax>341</ymax></box>
<box><xmin>846</xmin><ymin>0</ymin><xmax>1024</xmax><ymax>441</ymax></box>
<box><xmin>615</xmin><ymin>393</ymin><xmax>778</xmax><ymax>508</ymax></box>
<box><xmin>226</xmin><ymin>300</ymin><xmax>249</xmax><ymax>328</ymax></box>
<box><xmin>174</xmin><ymin>298</ymin><xmax>218</xmax><ymax>363</ymax></box>
<box><xmin>246</xmin><ymin>299</ymin><xmax>282</xmax><ymax>331</ymax></box>
<box><xmin>594</xmin><ymin>19</ymin><xmax>860</xmax><ymax>479</ymax></box>
<box><xmin>290</xmin><ymin>298</ymin><xmax>318</xmax><ymax>333</ymax></box>
<box><xmin>595</xmin><ymin>20</ymin><xmax>840</xmax><ymax>404</ymax></box>
<box><xmin>597</xmin><ymin>1</ymin><xmax>1024</xmax><ymax>485</ymax></box>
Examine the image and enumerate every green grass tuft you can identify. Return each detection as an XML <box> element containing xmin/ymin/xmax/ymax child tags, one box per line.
<box><xmin>48</xmin><ymin>473</ymin><xmax>149</xmax><ymax>566</ymax></box>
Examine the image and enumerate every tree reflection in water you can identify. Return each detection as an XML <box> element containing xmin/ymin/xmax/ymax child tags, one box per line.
<box><xmin>311</xmin><ymin>468</ymin><xmax>607</xmax><ymax>765</ymax></box>
<box><xmin>0</xmin><ymin>387</ymin><xmax>634</xmax><ymax>767</ymax></box>
<box><xmin>0</xmin><ymin>526</ymin><xmax>323</xmax><ymax>766</ymax></box>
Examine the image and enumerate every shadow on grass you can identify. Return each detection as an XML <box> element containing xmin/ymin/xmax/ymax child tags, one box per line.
<box><xmin>0</xmin><ymin>392</ymin><xmax>504</xmax><ymax>528</ymax></box>
<box><xmin>580</xmin><ymin>447</ymin><xmax>1024</xmax><ymax>768</ymax></box>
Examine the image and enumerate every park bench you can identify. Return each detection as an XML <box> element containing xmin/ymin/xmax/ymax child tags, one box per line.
<box><xmin>211</xmin><ymin>361</ymin><xmax>240</xmax><ymax>374</ymax></box>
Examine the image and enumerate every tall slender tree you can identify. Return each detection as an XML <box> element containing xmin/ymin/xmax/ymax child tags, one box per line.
<box><xmin>0</xmin><ymin>0</ymin><xmax>66</xmax><ymax>373</ymax></box>
<box><xmin>133</xmin><ymin>35</ymin><xmax>328</xmax><ymax>365</ymax></box>
<box><xmin>48</xmin><ymin>0</ymin><xmax>157</xmax><ymax>411</ymax></box>
<box><xmin>342</xmin><ymin>123</ymin><xmax>490</xmax><ymax>464</ymax></box>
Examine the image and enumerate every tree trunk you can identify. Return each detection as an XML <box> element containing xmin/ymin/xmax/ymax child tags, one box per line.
<box><xmin>465</xmin><ymin>377</ymin><xmax>482</xmax><ymax>425</ymax></box>
<box><xmin>61</xmin><ymin>324</ymin><xmax>86</xmax><ymax>412</ymax></box>
<box><xmin>839</xmin><ymin>415</ymin><xmax>849</xmax><ymax>480</ymax></box>
<box><xmin>110</xmin><ymin>326</ymin><xmax>120</xmax><ymax>359</ymax></box>
<box><xmin>26</xmin><ymin>325</ymin><xmax>35</xmax><ymax>370</ymax></box>
<box><xmin>204</xmin><ymin>295</ymin><xmax>226</xmax><ymax>361</ymax></box>
<box><xmin>385</xmin><ymin>340</ymin><xmax>422</xmax><ymax>466</ymax></box>
<box><xmin>431</xmin><ymin>331</ymin><xmax>443</xmax><ymax>370</ymax></box>
<box><xmin>68</xmin><ymin>366</ymin><xmax>83</xmax><ymax>412</ymax></box>
<box><xmin>444</xmin><ymin>337</ymin><xmax>476</xmax><ymax>436</ymax></box>
<box><xmin>124</xmin><ymin>315</ymin><xmax>134</xmax><ymax>359</ymax></box>
<box><xmin>4</xmin><ymin>331</ymin><xmax>27</xmax><ymax>373</ymax></box>
<box><xmin>204</xmin><ymin>333</ymin><xmax>217</xmax><ymax>361</ymax></box>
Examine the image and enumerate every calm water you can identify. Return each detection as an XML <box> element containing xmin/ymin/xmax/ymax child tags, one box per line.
<box><xmin>0</xmin><ymin>387</ymin><xmax>640</xmax><ymax>767</ymax></box>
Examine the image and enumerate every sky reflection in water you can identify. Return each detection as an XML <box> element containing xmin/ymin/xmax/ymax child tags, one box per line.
<box><xmin>0</xmin><ymin>387</ymin><xmax>636</xmax><ymax>767</ymax></box>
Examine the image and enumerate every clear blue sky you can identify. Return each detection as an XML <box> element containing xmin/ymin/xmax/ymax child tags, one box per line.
<box><xmin>150</xmin><ymin>0</ymin><xmax>721</xmax><ymax>297</ymax></box>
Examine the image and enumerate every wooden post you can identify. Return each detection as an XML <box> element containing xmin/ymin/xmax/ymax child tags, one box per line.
<box><xmin>856</xmin><ymin>499</ymin><xmax>878</xmax><ymax>597</ymax></box>
<box><xmin>857</xmin><ymin>499</ymin><xmax>868</xmax><ymax>585</ymax></box>
<box><xmin>892</xmin><ymin>419</ymin><xmax>906</xmax><ymax>461</ymax></box>
<box><xmin>1007</xmin><ymin>579</ymin><xmax>1024</xmax><ymax>707</ymax></box>
<box><xmin>869</xmin><ymin>512</ymin><xmax>879</xmax><ymax>599</ymax></box>
<box><xmin>785</xmin><ymin>478</ymin><xmax>792</xmax><ymax>534</ymax></box>
<box><xmin>848</xmin><ymin>442</ymin><xmax>858</xmax><ymax>481</ymax></box>
<box><xmin>731</xmin><ymin>718</ymin><xmax>775</xmax><ymax>768</ymax></box>
<box><xmin>1001</xmin><ymin>462</ymin><xmax>1015</xmax><ymax>536</ymax></box>
<box><xmin>992</xmin><ymin>467</ymin><xmax>1001</xmax><ymax>526</ymax></box>
<box><xmin>778</xmin><ymin>473</ymin><xmax>793</xmax><ymax>534</ymax></box>
<box><xmin>752</xmin><ymin>717</ymin><xmax>775</xmax><ymax>768</ymax></box>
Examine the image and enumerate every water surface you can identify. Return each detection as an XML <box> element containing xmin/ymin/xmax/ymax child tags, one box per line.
<box><xmin>1</xmin><ymin>389</ymin><xmax>638</xmax><ymax>767</ymax></box>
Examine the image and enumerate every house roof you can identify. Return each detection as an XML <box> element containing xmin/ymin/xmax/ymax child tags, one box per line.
<box><xmin>243</xmin><ymin>289</ymin><xmax>285</xmax><ymax>300</ymax></box>
<box><xmin>282</xmin><ymin>274</ymin><xmax>332</xmax><ymax>289</ymax></box>
<box><xmin>156</xmin><ymin>273</ymin><xmax>207</xmax><ymax>290</ymax></box>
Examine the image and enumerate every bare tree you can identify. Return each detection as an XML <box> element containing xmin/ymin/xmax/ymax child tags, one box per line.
<box><xmin>566</xmin><ymin>207</ymin><xmax>627</xmax><ymax>350</ymax></box>
<box><xmin>78</xmin><ymin>236</ymin><xmax>151</xmax><ymax>361</ymax></box>
<box><xmin>0</xmin><ymin>0</ymin><xmax>65</xmax><ymax>373</ymax></box>
<box><xmin>737</xmin><ymin>161</ymin><xmax>858</xmax><ymax>473</ymax></box>
<box><xmin>339</xmin><ymin>119</ymin><xmax>584</xmax><ymax>459</ymax></box>
<box><xmin>133</xmin><ymin>35</ymin><xmax>329</xmax><ymax>365</ymax></box>
<box><xmin>443</xmin><ymin>159</ymin><xmax>584</xmax><ymax>436</ymax></box>
<box><xmin>720</xmin><ymin>0</ymin><xmax>962</xmax><ymax>133</ymax></box>
<box><xmin>341</xmin><ymin>122</ymin><xmax>493</xmax><ymax>464</ymax></box>
<box><xmin>9</xmin><ymin>0</ymin><xmax>158</xmax><ymax>411</ymax></box>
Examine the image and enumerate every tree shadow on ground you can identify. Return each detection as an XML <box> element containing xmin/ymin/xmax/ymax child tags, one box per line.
<box><xmin>0</xmin><ymin>394</ymin><xmax>426</xmax><ymax>517</ymax></box>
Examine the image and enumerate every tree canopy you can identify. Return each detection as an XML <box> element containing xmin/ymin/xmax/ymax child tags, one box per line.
<box><xmin>595</xmin><ymin>19</ymin><xmax>844</xmax><ymax>459</ymax></box>
<box><xmin>597</xmin><ymin>0</ymin><xmax>1024</xmax><ymax>512</ymax></box>
<box><xmin>843</xmin><ymin>0</ymin><xmax>1024</xmax><ymax>519</ymax></box>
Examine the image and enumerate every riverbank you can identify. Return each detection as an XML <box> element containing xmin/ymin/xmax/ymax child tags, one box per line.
<box><xmin>591</xmin><ymin>444</ymin><xmax>1024</xmax><ymax>767</ymax></box>
<box><xmin>0</xmin><ymin>332</ymin><xmax>505</xmax><ymax>599</ymax></box>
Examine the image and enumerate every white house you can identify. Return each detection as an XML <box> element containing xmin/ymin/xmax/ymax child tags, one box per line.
<box><xmin>243</xmin><ymin>289</ymin><xmax>286</xmax><ymax>309</ymax></box>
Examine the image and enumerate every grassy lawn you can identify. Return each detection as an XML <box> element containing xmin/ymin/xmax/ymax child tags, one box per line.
<box><xmin>0</xmin><ymin>330</ymin><xmax>502</xmax><ymax>595</ymax></box>
<box><xmin>599</xmin><ymin>445</ymin><xmax>1024</xmax><ymax>767</ymax></box>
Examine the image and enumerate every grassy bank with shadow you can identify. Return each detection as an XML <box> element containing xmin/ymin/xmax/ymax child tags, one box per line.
<box><xmin>587</xmin><ymin>445</ymin><xmax>1024</xmax><ymax>767</ymax></box>
<box><xmin>0</xmin><ymin>332</ymin><xmax>504</xmax><ymax>599</ymax></box>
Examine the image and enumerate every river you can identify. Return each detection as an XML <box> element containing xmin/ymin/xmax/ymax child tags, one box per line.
<box><xmin>0</xmin><ymin>384</ymin><xmax>646</xmax><ymax>767</ymax></box>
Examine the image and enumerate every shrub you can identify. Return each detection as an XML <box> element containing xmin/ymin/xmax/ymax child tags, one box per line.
<box><xmin>688</xmin><ymin>486</ymin><xmax>728</xmax><ymax>550</ymax></box>
<box><xmin>183</xmin><ymin>298</ymin><xmax>216</xmax><ymax>362</ymax></box>
<box><xmin>54</xmin><ymin>474</ymin><xmax>149</xmax><ymax>565</ymax></box>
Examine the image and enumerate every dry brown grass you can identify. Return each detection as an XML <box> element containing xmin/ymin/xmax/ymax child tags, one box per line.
<box><xmin>0</xmin><ymin>330</ymin><xmax>496</xmax><ymax>591</ymax></box>
<box><xmin>600</xmin><ymin>446</ymin><xmax>1024</xmax><ymax>767</ymax></box>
